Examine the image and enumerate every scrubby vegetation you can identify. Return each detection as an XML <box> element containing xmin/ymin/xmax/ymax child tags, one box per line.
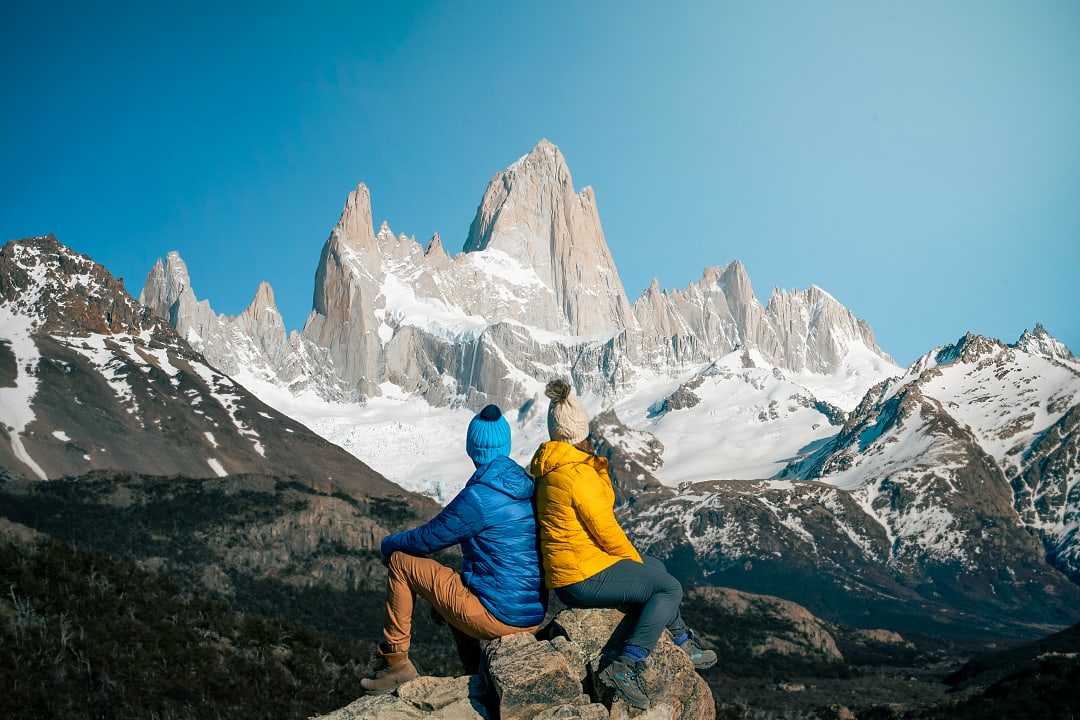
<box><xmin>1</xmin><ymin>539</ymin><xmax>365</xmax><ymax>719</ymax></box>
<box><xmin>922</xmin><ymin>655</ymin><xmax>1080</xmax><ymax>719</ymax></box>
<box><xmin>0</xmin><ymin>473</ymin><xmax>465</xmax><ymax>718</ymax></box>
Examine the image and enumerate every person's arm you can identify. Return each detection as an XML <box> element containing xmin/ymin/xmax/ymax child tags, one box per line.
<box><xmin>381</xmin><ymin>487</ymin><xmax>485</xmax><ymax>558</ymax></box>
<box><xmin>572</xmin><ymin>470</ymin><xmax>642</xmax><ymax>563</ymax></box>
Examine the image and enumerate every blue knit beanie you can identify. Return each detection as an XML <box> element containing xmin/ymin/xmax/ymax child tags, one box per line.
<box><xmin>466</xmin><ymin>404</ymin><xmax>512</xmax><ymax>466</ymax></box>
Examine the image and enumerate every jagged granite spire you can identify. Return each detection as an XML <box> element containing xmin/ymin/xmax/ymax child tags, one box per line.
<box><xmin>633</xmin><ymin>260</ymin><xmax>894</xmax><ymax>374</ymax></box>
<box><xmin>464</xmin><ymin>139</ymin><xmax>636</xmax><ymax>337</ymax></box>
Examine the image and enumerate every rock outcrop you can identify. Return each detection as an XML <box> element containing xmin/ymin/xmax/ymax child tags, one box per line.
<box><xmin>314</xmin><ymin>609</ymin><xmax>715</xmax><ymax>720</ymax></box>
<box><xmin>686</xmin><ymin>588</ymin><xmax>842</xmax><ymax>663</ymax></box>
<box><xmin>316</xmin><ymin>675</ymin><xmax>490</xmax><ymax>719</ymax></box>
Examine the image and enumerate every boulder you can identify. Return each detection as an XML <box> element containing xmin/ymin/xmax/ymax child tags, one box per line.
<box><xmin>310</xmin><ymin>675</ymin><xmax>487</xmax><ymax>719</ymax></box>
<box><xmin>483</xmin><ymin>632</ymin><xmax>584</xmax><ymax>719</ymax></box>
<box><xmin>609</xmin><ymin>701</ymin><xmax>677</xmax><ymax>720</ymax></box>
<box><xmin>316</xmin><ymin>609</ymin><xmax>715</xmax><ymax>719</ymax></box>
<box><xmin>312</xmin><ymin>693</ymin><xmax>424</xmax><ymax>720</ymax></box>
<box><xmin>550</xmin><ymin>608</ymin><xmax>715</xmax><ymax>720</ymax></box>
<box><xmin>534</xmin><ymin>701</ymin><xmax>610</xmax><ymax>719</ymax></box>
<box><xmin>397</xmin><ymin>675</ymin><xmax>478</xmax><ymax>712</ymax></box>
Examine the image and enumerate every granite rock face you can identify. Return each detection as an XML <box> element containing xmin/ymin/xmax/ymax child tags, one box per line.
<box><xmin>463</xmin><ymin>139</ymin><xmax>636</xmax><ymax>338</ymax></box>
<box><xmin>632</xmin><ymin>270</ymin><xmax>892</xmax><ymax>375</ymax></box>
<box><xmin>314</xmin><ymin>609</ymin><xmax>715</xmax><ymax>720</ymax></box>
<box><xmin>138</xmin><ymin>249</ymin><xmax>347</xmax><ymax>399</ymax></box>
<box><xmin>483</xmin><ymin>631</ymin><xmax>588</xmax><ymax>720</ymax></box>
<box><xmin>141</xmin><ymin>139</ymin><xmax>894</xmax><ymax>413</ymax></box>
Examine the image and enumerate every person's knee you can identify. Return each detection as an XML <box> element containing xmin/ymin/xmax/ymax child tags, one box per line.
<box><xmin>659</xmin><ymin>572</ymin><xmax>683</xmax><ymax>603</ymax></box>
<box><xmin>387</xmin><ymin>550</ymin><xmax>409</xmax><ymax>573</ymax></box>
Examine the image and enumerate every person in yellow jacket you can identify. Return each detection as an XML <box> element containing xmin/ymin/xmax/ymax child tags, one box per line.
<box><xmin>531</xmin><ymin>379</ymin><xmax>717</xmax><ymax>711</ymax></box>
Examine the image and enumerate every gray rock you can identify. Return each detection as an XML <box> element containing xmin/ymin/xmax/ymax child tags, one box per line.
<box><xmin>609</xmin><ymin>701</ymin><xmax>677</xmax><ymax>720</ymax></box>
<box><xmin>311</xmin><ymin>674</ymin><xmax>487</xmax><ymax>719</ymax></box>
<box><xmin>534</xmin><ymin>702</ymin><xmax>610</xmax><ymax>719</ymax></box>
<box><xmin>396</xmin><ymin>675</ymin><xmax>476</xmax><ymax>712</ymax></box>
<box><xmin>312</xmin><ymin>693</ymin><xmax>425</xmax><ymax>720</ymax></box>
<box><xmin>483</xmin><ymin>632</ymin><xmax>584</xmax><ymax>720</ymax></box>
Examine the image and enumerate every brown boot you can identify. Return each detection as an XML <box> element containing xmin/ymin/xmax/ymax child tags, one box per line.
<box><xmin>360</xmin><ymin>645</ymin><xmax>419</xmax><ymax>694</ymax></box>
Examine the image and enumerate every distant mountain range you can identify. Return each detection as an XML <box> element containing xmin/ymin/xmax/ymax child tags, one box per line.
<box><xmin>0</xmin><ymin>235</ymin><xmax>432</xmax><ymax>510</ymax></box>
<box><xmin>2</xmin><ymin>139</ymin><xmax>1078</xmax><ymax>639</ymax></box>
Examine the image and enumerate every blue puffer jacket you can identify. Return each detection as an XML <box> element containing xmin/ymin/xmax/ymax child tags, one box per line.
<box><xmin>380</xmin><ymin>455</ymin><xmax>546</xmax><ymax>628</ymax></box>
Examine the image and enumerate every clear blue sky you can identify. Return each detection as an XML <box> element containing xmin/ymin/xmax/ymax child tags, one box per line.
<box><xmin>3</xmin><ymin>1</ymin><xmax>1078</xmax><ymax>364</ymax></box>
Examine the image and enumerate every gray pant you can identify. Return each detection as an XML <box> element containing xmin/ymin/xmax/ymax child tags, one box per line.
<box><xmin>555</xmin><ymin>554</ymin><xmax>687</xmax><ymax>653</ymax></box>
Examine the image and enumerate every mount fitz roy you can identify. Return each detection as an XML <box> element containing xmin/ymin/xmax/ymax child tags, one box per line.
<box><xmin>2</xmin><ymin>139</ymin><xmax>1079</xmax><ymax>639</ymax></box>
<box><xmin>140</xmin><ymin>139</ymin><xmax>896</xmax><ymax>413</ymax></box>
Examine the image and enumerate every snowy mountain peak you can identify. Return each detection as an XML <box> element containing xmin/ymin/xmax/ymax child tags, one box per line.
<box><xmin>245</xmin><ymin>281</ymin><xmax>278</xmax><ymax>316</ymax></box>
<box><xmin>0</xmin><ymin>234</ymin><xmax>415</xmax><ymax>498</ymax></box>
<box><xmin>332</xmin><ymin>183</ymin><xmax>378</xmax><ymax>254</ymax></box>
<box><xmin>935</xmin><ymin>332</ymin><xmax>1005</xmax><ymax>365</ymax></box>
<box><xmin>423</xmin><ymin>233</ymin><xmax>451</xmax><ymax>269</ymax></box>
<box><xmin>633</xmin><ymin>255</ymin><xmax>895</xmax><ymax>380</ymax></box>
<box><xmin>462</xmin><ymin>139</ymin><xmax>635</xmax><ymax>336</ymax></box>
<box><xmin>139</xmin><ymin>250</ymin><xmax>194</xmax><ymax>321</ymax></box>
<box><xmin>720</xmin><ymin>260</ymin><xmax>755</xmax><ymax>304</ymax></box>
<box><xmin>1</xmin><ymin>235</ymin><xmax>145</xmax><ymax>334</ymax></box>
<box><xmin>502</xmin><ymin>137</ymin><xmax>566</xmax><ymax>177</ymax></box>
<box><xmin>1014</xmin><ymin>323</ymin><xmax>1075</xmax><ymax>363</ymax></box>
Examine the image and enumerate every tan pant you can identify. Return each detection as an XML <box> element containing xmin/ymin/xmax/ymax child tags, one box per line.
<box><xmin>383</xmin><ymin>551</ymin><xmax>538</xmax><ymax>653</ymax></box>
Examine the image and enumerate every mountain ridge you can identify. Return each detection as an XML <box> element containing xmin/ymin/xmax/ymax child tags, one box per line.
<box><xmin>0</xmin><ymin>234</ymin><xmax>437</xmax><ymax>512</ymax></box>
<box><xmin>142</xmin><ymin>139</ymin><xmax>896</xmax><ymax>416</ymax></box>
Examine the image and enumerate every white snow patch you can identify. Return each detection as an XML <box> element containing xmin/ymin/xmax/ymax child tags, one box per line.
<box><xmin>0</xmin><ymin>305</ymin><xmax>47</xmax><ymax>480</ymax></box>
<box><xmin>188</xmin><ymin>361</ymin><xmax>264</xmax><ymax>457</ymax></box>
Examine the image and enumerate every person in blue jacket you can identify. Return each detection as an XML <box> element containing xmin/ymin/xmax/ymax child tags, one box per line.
<box><xmin>361</xmin><ymin>404</ymin><xmax>546</xmax><ymax>693</ymax></box>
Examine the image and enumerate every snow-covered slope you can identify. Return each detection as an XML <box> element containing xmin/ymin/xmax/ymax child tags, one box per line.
<box><xmin>0</xmin><ymin>235</ymin><xmax>428</xmax><ymax>505</ymax></box>
<box><xmin>782</xmin><ymin>329</ymin><xmax>1080</xmax><ymax>578</ymax></box>
<box><xmin>610</xmin><ymin>349</ymin><xmax>848</xmax><ymax>484</ymax></box>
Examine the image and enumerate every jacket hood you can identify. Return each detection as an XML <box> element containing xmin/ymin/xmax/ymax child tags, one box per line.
<box><xmin>468</xmin><ymin>455</ymin><xmax>535</xmax><ymax>500</ymax></box>
<box><xmin>529</xmin><ymin>440</ymin><xmax>606</xmax><ymax>479</ymax></box>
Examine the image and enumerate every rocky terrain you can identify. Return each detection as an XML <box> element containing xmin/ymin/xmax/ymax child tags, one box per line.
<box><xmin>0</xmin><ymin>235</ymin><xmax>436</xmax><ymax>510</ymax></box>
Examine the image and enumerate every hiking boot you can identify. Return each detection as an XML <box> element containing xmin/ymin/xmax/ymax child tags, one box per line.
<box><xmin>360</xmin><ymin>645</ymin><xmax>419</xmax><ymax>694</ymax></box>
<box><xmin>677</xmin><ymin>629</ymin><xmax>717</xmax><ymax>670</ymax></box>
<box><xmin>599</xmin><ymin>658</ymin><xmax>650</xmax><ymax>710</ymax></box>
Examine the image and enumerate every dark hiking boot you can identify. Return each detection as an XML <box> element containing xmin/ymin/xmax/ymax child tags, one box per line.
<box><xmin>677</xmin><ymin>630</ymin><xmax>718</xmax><ymax>670</ymax></box>
<box><xmin>360</xmin><ymin>645</ymin><xmax>419</xmax><ymax>694</ymax></box>
<box><xmin>599</xmin><ymin>658</ymin><xmax>650</xmax><ymax>710</ymax></box>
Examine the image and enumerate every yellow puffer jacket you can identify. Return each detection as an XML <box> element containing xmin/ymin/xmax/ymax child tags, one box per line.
<box><xmin>530</xmin><ymin>440</ymin><xmax>642</xmax><ymax>588</ymax></box>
